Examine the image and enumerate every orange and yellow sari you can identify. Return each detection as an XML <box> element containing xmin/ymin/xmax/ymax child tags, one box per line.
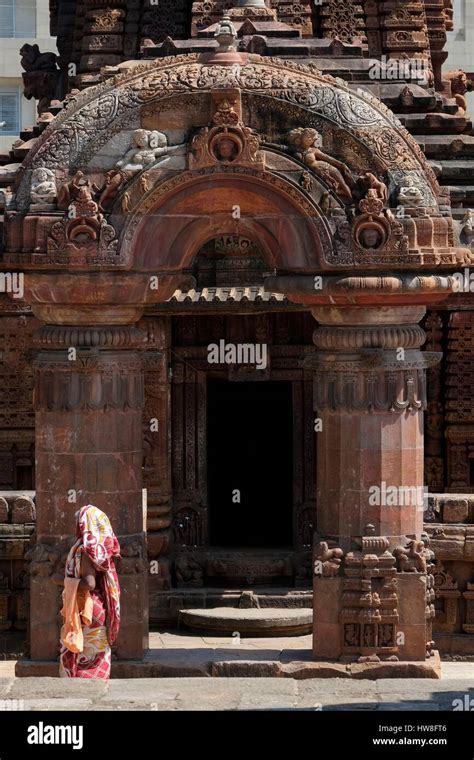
<box><xmin>59</xmin><ymin>505</ymin><xmax>121</xmax><ymax>680</ymax></box>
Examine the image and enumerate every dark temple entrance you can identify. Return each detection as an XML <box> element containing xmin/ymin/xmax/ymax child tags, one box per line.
<box><xmin>207</xmin><ymin>379</ymin><xmax>294</xmax><ymax>548</ymax></box>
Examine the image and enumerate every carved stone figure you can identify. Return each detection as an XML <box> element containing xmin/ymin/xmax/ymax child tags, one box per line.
<box><xmin>121</xmin><ymin>191</ymin><xmax>131</xmax><ymax>213</ymax></box>
<box><xmin>286</xmin><ymin>128</ymin><xmax>354</xmax><ymax>203</ymax></box>
<box><xmin>118</xmin><ymin>538</ymin><xmax>148</xmax><ymax>574</ymax></box>
<box><xmin>445</xmin><ymin>69</ymin><xmax>473</xmax><ymax>113</ymax></box>
<box><xmin>57</xmin><ymin>170</ymin><xmax>88</xmax><ymax>210</ymax></box>
<box><xmin>23</xmin><ymin>71</ymin><xmax>59</xmax><ymax>115</ymax></box>
<box><xmin>20</xmin><ymin>44</ymin><xmax>59</xmax><ymax>114</ymax></box>
<box><xmin>175</xmin><ymin>552</ymin><xmax>203</xmax><ymax>586</ymax></box>
<box><xmin>48</xmin><ymin>170</ymin><xmax>119</xmax><ymax>261</ymax></box>
<box><xmin>400</xmin><ymin>86</ymin><xmax>414</xmax><ymax>108</ymax></box>
<box><xmin>20</xmin><ymin>44</ymin><xmax>57</xmax><ymax>72</ymax></box>
<box><xmin>353</xmin><ymin>191</ymin><xmax>391</xmax><ymax>251</ymax></box>
<box><xmin>300</xmin><ymin>171</ymin><xmax>314</xmax><ymax>192</ymax></box>
<box><xmin>394</xmin><ymin>540</ymin><xmax>428</xmax><ymax>573</ymax></box>
<box><xmin>214</xmin><ymin>136</ymin><xmax>239</xmax><ymax>162</ymax></box>
<box><xmin>358</xmin><ymin>227</ymin><xmax>383</xmax><ymax>249</ymax></box>
<box><xmin>314</xmin><ymin>540</ymin><xmax>344</xmax><ymax>577</ymax></box>
<box><xmin>0</xmin><ymin>187</ymin><xmax>15</xmax><ymax>210</ymax></box>
<box><xmin>116</xmin><ymin>129</ymin><xmax>182</xmax><ymax>174</ymax></box>
<box><xmin>173</xmin><ymin>508</ymin><xmax>202</xmax><ymax>546</ymax></box>
<box><xmin>354</xmin><ymin>172</ymin><xmax>389</xmax><ymax>205</ymax></box>
<box><xmin>362</xmin><ymin>624</ymin><xmax>376</xmax><ymax>647</ymax></box>
<box><xmin>397</xmin><ymin>178</ymin><xmax>425</xmax><ymax>207</ymax></box>
<box><xmin>214</xmin><ymin>14</ymin><xmax>238</xmax><ymax>52</ymax></box>
<box><xmin>140</xmin><ymin>174</ymin><xmax>151</xmax><ymax>194</ymax></box>
<box><xmin>30</xmin><ymin>168</ymin><xmax>56</xmax><ymax>206</ymax></box>
<box><xmin>344</xmin><ymin>623</ymin><xmax>360</xmax><ymax>647</ymax></box>
<box><xmin>461</xmin><ymin>210</ymin><xmax>474</xmax><ymax>245</ymax></box>
<box><xmin>95</xmin><ymin>169</ymin><xmax>124</xmax><ymax>211</ymax></box>
<box><xmin>189</xmin><ymin>91</ymin><xmax>263</xmax><ymax>170</ymax></box>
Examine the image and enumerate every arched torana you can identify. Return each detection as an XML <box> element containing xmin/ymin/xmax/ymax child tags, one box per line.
<box><xmin>7</xmin><ymin>54</ymin><xmax>468</xmax><ymax>273</ymax></box>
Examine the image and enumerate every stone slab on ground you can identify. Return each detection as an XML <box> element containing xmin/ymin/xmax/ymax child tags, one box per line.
<box><xmin>0</xmin><ymin>671</ymin><xmax>472</xmax><ymax>711</ymax></box>
<box><xmin>179</xmin><ymin>608</ymin><xmax>312</xmax><ymax>636</ymax></box>
<box><xmin>9</xmin><ymin>677</ymin><xmax>108</xmax><ymax>699</ymax></box>
<box><xmin>14</xmin><ymin>631</ymin><xmax>443</xmax><ymax>679</ymax></box>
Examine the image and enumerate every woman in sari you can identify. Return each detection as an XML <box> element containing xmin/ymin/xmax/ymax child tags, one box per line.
<box><xmin>52</xmin><ymin>505</ymin><xmax>121</xmax><ymax>680</ymax></box>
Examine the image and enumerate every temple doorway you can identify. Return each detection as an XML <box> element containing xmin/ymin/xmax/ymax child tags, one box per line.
<box><xmin>207</xmin><ymin>378</ymin><xmax>294</xmax><ymax>548</ymax></box>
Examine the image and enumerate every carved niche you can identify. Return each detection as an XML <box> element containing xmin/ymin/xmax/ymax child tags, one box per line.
<box><xmin>433</xmin><ymin>562</ymin><xmax>460</xmax><ymax>634</ymax></box>
<box><xmin>341</xmin><ymin>536</ymin><xmax>399</xmax><ymax>659</ymax></box>
<box><xmin>189</xmin><ymin>89</ymin><xmax>264</xmax><ymax>170</ymax></box>
<box><xmin>46</xmin><ymin>172</ymin><xmax>121</xmax><ymax>265</ymax></box>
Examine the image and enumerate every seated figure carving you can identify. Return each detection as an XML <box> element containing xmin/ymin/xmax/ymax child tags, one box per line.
<box><xmin>116</xmin><ymin>129</ymin><xmax>184</xmax><ymax>175</ymax></box>
<box><xmin>30</xmin><ymin>167</ymin><xmax>56</xmax><ymax>205</ymax></box>
<box><xmin>286</xmin><ymin>128</ymin><xmax>354</xmax><ymax>203</ymax></box>
<box><xmin>397</xmin><ymin>178</ymin><xmax>424</xmax><ymax>207</ymax></box>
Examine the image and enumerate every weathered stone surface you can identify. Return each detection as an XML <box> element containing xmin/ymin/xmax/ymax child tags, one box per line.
<box><xmin>11</xmin><ymin>496</ymin><xmax>35</xmax><ymax>524</ymax></box>
<box><xmin>0</xmin><ymin>498</ymin><xmax>8</xmax><ymax>524</ymax></box>
<box><xmin>6</xmin><ymin>665</ymin><xmax>474</xmax><ymax>710</ymax></box>
<box><xmin>211</xmin><ymin>661</ymin><xmax>282</xmax><ymax>678</ymax></box>
<box><xmin>179</xmin><ymin>607</ymin><xmax>312</xmax><ymax>636</ymax></box>
<box><xmin>443</xmin><ymin>498</ymin><xmax>469</xmax><ymax>523</ymax></box>
<box><xmin>9</xmin><ymin>676</ymin><xmax>107</xmax><ymax>698</ymax></box>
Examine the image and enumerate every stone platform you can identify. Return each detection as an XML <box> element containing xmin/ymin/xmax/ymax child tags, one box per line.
<box><xmin>14</xmin><ymin>632</ymin><xmax>442</xmax><ymax>679</ymax></box>
<box><xmin>3</xmin><ymin>661</ymin><xmax>474</xmax><ymax>710</ymax></box>
<box><xmin>178</xmin><ymin>607</ymin><xmax>313</xmax><ymax>635</ymax></box>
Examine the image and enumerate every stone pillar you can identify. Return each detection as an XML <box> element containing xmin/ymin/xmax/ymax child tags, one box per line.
<box><xmin>141</xmin><ymin>316</ymin><xmax>173</xmax><ymax>598</ymax></box>
<box><xmin>29</xmin><ymin>321</ymin><xmax>149</xmax><ymax>662</ymax></box>
<box><xmin>308</xmin><ymin>305</ymin><xmax>438</xmax><ymax>665</ymax></box>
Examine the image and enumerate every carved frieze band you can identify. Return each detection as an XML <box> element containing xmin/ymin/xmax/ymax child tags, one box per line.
<box><xmin>313</xmin><ymin>324</ymin><xmax>426</xmax><ymax>351</ymax></box>
<box><xmin>306</xmin><ymin>350</ymin><xmax>442</xmax><ymax>412</ymax></box>
<box><xmin>34</xmin><ymin>324</ymin><xmax>147</xmax><ymax>349</ymax></box>
<box><xmin>28</xmin><ymin>533</ymin><xmax>147</xmax><ymax>576</ymax></box>
<box><xmin>34</xmin><ymin>349</ymin><xmax>144</xmax><ymax>412</ymax></box>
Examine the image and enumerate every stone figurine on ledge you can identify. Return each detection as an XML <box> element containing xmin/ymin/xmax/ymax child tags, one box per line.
<box><xmin>461</xmin><ymin>210</ymin><xmax>474</xmax><ymax>246</ymax></box>
<box><xmin>20</xmin><ymin>44</ymin><xmax>59</xmax><ymax>115</ymax></box>
<box><xmin>396</xmin><ymin>177</ymin><xmax>425</xmax><ymax>209</ymax></box>
<box><xmin>116</xmin><ymin>129</ymin><xmax>185</xmax><ymax>175</ymax></box>
<box><xmin>30</xmin><ymin>168</ymin><xmax>57</xmax><ymax>209</ymax></box>
<box><xmin>20</xmin><ymin>44</ymin><xmax>57</xmax><ymax>73</ymax></box>
<box><xmin>56</xmin><ymin>171</ymin><xmax>89</xmax><ymax>211</ymax></box>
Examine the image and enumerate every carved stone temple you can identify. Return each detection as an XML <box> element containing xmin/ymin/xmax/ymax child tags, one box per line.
<box><xmin>1</xmin><ymin>0</ymin><xmax>474</xmax><ymax>677</ymax></box>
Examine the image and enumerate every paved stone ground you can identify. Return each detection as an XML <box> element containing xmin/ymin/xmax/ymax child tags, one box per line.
<box><xmin>0</xmin><ymin>632</ymin><xmax>473</xmax><ymax>710</ymax></box>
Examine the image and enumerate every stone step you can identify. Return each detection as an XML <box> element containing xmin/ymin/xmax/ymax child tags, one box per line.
<box><xmin>179</xmin><ymin>607</ymin><xmax>313</xmax><ymax>636</ymax></box>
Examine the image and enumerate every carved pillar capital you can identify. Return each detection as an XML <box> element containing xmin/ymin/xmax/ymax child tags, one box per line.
<box><xmin>306</xmin><ymin>305</ymin><xmax>441</xmax><ymax>414</ymax></box>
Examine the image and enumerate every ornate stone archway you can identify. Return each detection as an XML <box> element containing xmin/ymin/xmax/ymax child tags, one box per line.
<box><xmin>6</xmin><ymin>48</ymin><xmax>472</xmax><ymax>672</ymax></box>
